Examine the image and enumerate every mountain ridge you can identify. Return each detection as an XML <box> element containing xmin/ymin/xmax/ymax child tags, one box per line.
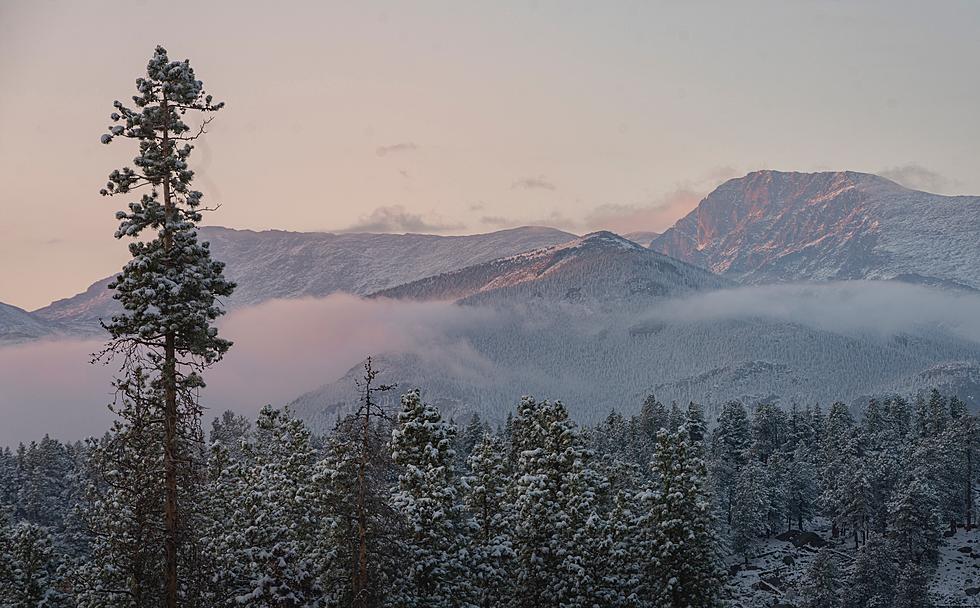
<box><xmin>30</xmin><ymin>225</ymin><xmax>576</xmax><ymax>331</ymax></box>
<box><xmin>371</xmin><ymin>231</ymin><xmax>730</xmax><ymax>305</ymax></box>
<box><xmin>650</xmin><ymin>169</ymin><xmax>980</xmax><ymax>288</ymax></box>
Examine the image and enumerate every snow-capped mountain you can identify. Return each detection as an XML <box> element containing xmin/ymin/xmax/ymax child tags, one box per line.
<box><xmin>372</xmin><ymin>231</ymin><xmax>729</xmax><ymax>305</ymax></box>
<box><xmin>31</xmin><ymin>225</ymin><xmax>575</xmax><ymax>331</ymax></box>
<box><xmin>0</xmin><ymin>302</ymin><xmax>60</xmax><ymax>344</ymax></box>
<box><xmin>651</xmin><ymin>170</ymin><xmax>980</xmax><ymax>288</ymax></box>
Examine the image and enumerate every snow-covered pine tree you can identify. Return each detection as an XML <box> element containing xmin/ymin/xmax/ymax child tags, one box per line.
<box><xmin>0</xmin><ymin>447</ymin><xmax>18</xmax><ymax>510</ymax></box>
<box><xmin>797</xmin><ymin>547</ymin><xmax>842</xmax><ymax>608</ymax></box>
<box><xmin>15</xmin><ymin>435</ymin><xmax>77</xmax><ymax>531</ymax></box>
<box><xmin>889</xmin><ymin>473</ymin><xmax>943</xmax><ymax>598</ymax></box>
<box><xmin>510</xmin><ymin>397</ymin><xmax>601</xmax><ymax>608</ymax></box>
<box><xmin>390</xmin><ymin>390</ymin><xmax>471</xmax><ymax>608</ymax></box>
<box><xmin>751</xmin><ymin>402</ymin><xmax>787</xmax><ymax>462</ymax></box>
<box><xmin>709</xmin><ymin>401</ymin><xmax>751</xmax><ymax>524</ymax></box>
<box><xmin>456</xmin><ymin>413</ymin><xmax>489</xmax><ymax>471</ymax></box>
<box><xmin>314</xmin><ymin>408</ymin><xmax>401</xmax><ymax>608</ymax></box>
<box><xmin>787</xmin><ymin>442</ymin><xmax>819</xmax><ymax>531</ymax></box>
<box><xmin>97</xmin><ymin>45</ymin><xmax>234</xmax><ymax>608</ymax></box>
<box><xmin>464</xmin><ymin>433</ymin><xmax>516</xmax><ymax>608</ymax></box>
<box><xmin>71</xmin><ymin>370</ymin><xmax>167</xmax><ymax>608</ymax></box>
<box><xmin>639</xmin><ymin>428</ymin><xmax>724</xmax><ymax>607</ymax></box>
<box><xmin>208</xmin><ymin>410</ymin><xmax>251</xmax><ymax>463</ymax></box>
<box><xmin>843</xmin><ymin>533</ymin><xmax>898</xmax><ymax>608</ymax></box>
<box><xmin>0</xmin><ymin>518</ymin><xmax>71</xmax><ymax>608</ymax></box>
<box><xmin>203</xmin><ymin>406</ymin><xmax>321</xmax><ymax>607</ymax></box>
<box><xmin>730</xmin><ymin>459</ymin><xmax>768</xmax><ymax>564</ymax></box>
<box><xmin>818</xmin><ymin>402</ymin><xmax>856</xmax><ymax>537</ymax></box>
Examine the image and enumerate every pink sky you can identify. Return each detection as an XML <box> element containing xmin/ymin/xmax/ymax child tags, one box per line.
<box><xmin>2</xmin><ymin>1</ymin><xmax>978</xmax><ymax>309</ymax></box>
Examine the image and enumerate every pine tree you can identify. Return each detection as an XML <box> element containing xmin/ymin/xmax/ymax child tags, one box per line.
<box><xmin>730</xmin><ymin>460</ymin><xmax>768</xmax><ymax>564</ymax></box>
<box><xmin>15</xmin><ymin>436</ymin><xmax>77</xmax><ymax>531</ymax></box>
<box><xmin>639</xmin><ymin>428</ymin><xmax>724</xmax><ymax>607</ymax></box>
<box><xmin>464</xmin><ymin>433</ymin><xmax>516</xmax><ymax>608</ymax></box>
<box><xmin>709</xmin><ymin>401</ymin><xmax>751</xmax><ymax>524</ymax></box>
<box><xmin>510</xmin><ymin>397</ymin><xmax>600</xmax><ymax>608</ymax></box>
<box><xmin>71</xmin><ymin>370</ymin><xmax>167</xmax><ymax>608</ymax></box>
<box><xmin>0</xmin><ymin>518</ymin><xmax>71</xmax><ymax>608</ymax></box>
<box><xmin>390</xmin><ymin>390</ymin><xmax>471</xmax><ymax>608</ymax></box>
<box><xmin>843</xmin><ymin>533</ymin><xmax>898</xmax><ymax>608</ymax></box>
<box><xmin>97</xmin><ymin>45</ymin><xmax>234</xmax><ymax>608</ymax></box>
<box><xmin>314</xmin><ymin>410</ymin><xmax>400</xmax><ymax>608</ymax></box>
<box><xmin>798</xmin><ymin>547</ymin><xmax>842</xmax><ymax>608</ymax></box>
<box><xmin>208</xmin><ymin>410</ymin><xmax>251</xmax><ymax>462</ymax></box>
<box><xmin>203</xmin><ymin>407</ymin><xmax>321</xmax><ymax>607</ymax></box>
<box><xmin>0</xmin><ymin>447</ymin><xmax>18</xmax><ymax>510</ymax></box>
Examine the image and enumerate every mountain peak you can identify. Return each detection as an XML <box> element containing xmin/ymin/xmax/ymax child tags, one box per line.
<box><xmin>651</xmin><ymin>170</ymin><xmax>980</xmax><ymax>286</ymax></box>
<box><xmin>561</xmin><ymin>230</ymin><xmax>646</xmax><ymax>252</ymax></box>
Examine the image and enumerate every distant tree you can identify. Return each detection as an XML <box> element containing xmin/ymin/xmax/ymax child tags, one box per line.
<box><xmin>208</xmin><ymin>410</ymin><xmax>251</xmax><ymax>462</ymax></box>
<box><xmin>96</xmin><ymin>45</ymin><xmax>233</xmax><ymax>608</ymax></box>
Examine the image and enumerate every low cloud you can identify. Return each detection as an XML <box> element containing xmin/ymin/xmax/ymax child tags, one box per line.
<box><xmin>376</xmin><ymin>142</ymin><xmax>419</xmax><ymax>157</ymax></box>
<box><xmin>0</xmin><ymin>294</ymin><xmax>500</xmax><ymax>447</ymax></box>
<box><xmin>880</xmin><ymin>164</ymin><xmax>959</xmax><ymax>194</ymax></box>
<box><xmin>341</xmin><ymin>205</ymin><xmax>465</xmax><ymax>234</ymax></box>
<box><xmin>643</xmin><ymin>281</ymin><xmax>980</xmax><ymax>341</ymax></box>
<box><xmin>511</xmin><ymin>176</ymin><xmax>556</xmax><ymax>191</ymax></box>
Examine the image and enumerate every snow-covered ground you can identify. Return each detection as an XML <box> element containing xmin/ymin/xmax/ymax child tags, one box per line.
<box><xmin>728</xmin><ymin>520</ymin><xmax>980</xmax><ymax>607</ymax></box>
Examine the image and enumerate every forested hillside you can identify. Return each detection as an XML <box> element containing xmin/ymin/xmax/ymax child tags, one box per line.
<box><xmin>2</xmin><ymin>381</ymin><xmax>975</xmax><ymax>606</ymax></box>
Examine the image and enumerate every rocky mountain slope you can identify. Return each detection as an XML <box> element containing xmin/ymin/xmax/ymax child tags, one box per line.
<box><xmin>31</xmin><ymin>225</ymin><xmax>575</xmax><ymax>332</ymax></box>
<box><xmin>651</xmin><ymin>170</ymin><xmax>980</xmax><ymax>288</ymax></box>
<box><xmin>372</xmin><ymin>231</ymin><xmax>729</xmax><ymax>305</ymax></box>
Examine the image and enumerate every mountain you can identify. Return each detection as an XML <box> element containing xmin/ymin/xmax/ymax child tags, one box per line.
<box><xmin>0</xmin><ymin>301</ymin><xmax>60</xmax><ymax>344</ymax></box>
<box><xmin>651</xmin><ymin>170</ymin><xmax>980</xmax><ymax>288</ymax></box>
<box><xmin>622</xmin><ymin>231</ymin><xmax>660</xmax><ymax>247</ymax></box>
<box><xmin>372</xmin><ymin>231</ymin><xmax>729</xmax><ymax>305</ymax></box>
<box><xmin>289</xmin><ymin>230</ymin><xmax>980</xmax><ymax>427</ymax></box>
<box><xmin>32</xmin><ymin>225</ymin><xmax>575</xmax><ymax>332</ymax></box>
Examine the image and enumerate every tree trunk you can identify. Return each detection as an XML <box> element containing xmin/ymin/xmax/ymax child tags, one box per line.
<box><xmin>967</xmin><ymin>444</ymin><xmax>974</xmax><ymax>531</ymax></box>
<box><xmin>161</xmin><ymin>96</ymin><xmax>179</xmax><ymax>608</ymax></box>
<box><xmin>354</xmin><ymin>393</ymin><xmax>369</xmax><ymax>608</ymax></box>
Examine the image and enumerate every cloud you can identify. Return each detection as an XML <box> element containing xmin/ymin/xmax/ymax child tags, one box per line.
<box><xmin>584</xmin><ymin>189</ymin><xmax>704</xmax><ymax>234</ymax></box>
<box><xmin>341</xmin><ymin>205</ymin><xmax>465</xmax><ymax>234</ymax></box>
<box><xmin>511</xmin><ymin>176</ymin><xmax>556</xmax><ymax>191</ymax></box>
<box><xmin>0</xmin><ymin>294</ymin><xmax>500</xmax><ymax>447</ymax></box>
<box><xmin>879</xmin><ymin>164</ymin><xmax>959</xmax><ymax>194</ymax></box>
<box><xmin>375</xmin><ymin>142</ymin><xmax>419</xmax><ymax>157</ymax></box>
<box><xmin>642</xmin><ymin>281</ymin><xmax>980</xmax><ymax>342</ymax></box>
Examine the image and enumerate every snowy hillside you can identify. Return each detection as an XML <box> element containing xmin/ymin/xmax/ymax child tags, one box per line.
<box><xmin>31</xmin><ymin>225</ymin><xmax>575</xmax><ymax>332</ymax></box>
<box><xmin>372</xmin><ymin>231</ymin><xmax>729</xmax><ymax>305</ymax></box>
<box><xmin>0</xmin><ymin>301</ymin><xmax>60</xmax><ymax>344</ymax></box>
<box><xmin>651</xmin><ymin>170</ymin><xmax>980</xmax><ymax>288</ymax></box>
<box><xmin>289</xmin><ymin>300</ymin><xmax>980</xmax><ymax>431</ymax></box>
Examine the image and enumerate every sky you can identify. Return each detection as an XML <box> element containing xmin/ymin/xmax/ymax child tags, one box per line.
<box><xmin>1</xmin><ymin>0</ymin><xmax>979</xmax><ymax>310</ymax></box>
